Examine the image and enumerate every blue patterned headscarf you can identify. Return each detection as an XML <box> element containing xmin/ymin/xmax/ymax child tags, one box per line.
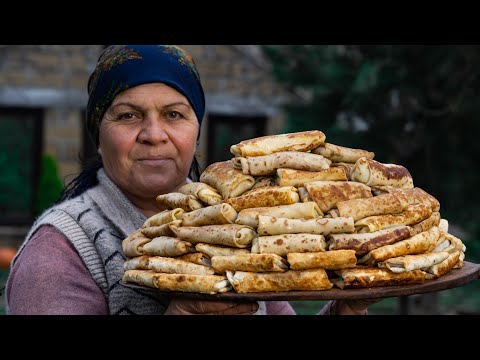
<box><xmin>86</xmin><ymin>45</ymin><xmax>205</xmax><ymax>147</ymax></box>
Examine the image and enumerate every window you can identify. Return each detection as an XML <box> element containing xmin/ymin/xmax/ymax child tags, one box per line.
<box><xmin>0</xmin><ymin>108</ymin><xmax>43</xmax><ymax>225</ymax></box>
<box><xmin>207</xmin><ymin>114</ymin><xmax>266</xmax><ymax>166</ymax></box>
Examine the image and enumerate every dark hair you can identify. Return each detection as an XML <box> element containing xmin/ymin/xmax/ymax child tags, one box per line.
<box><xmin>57</xmin><ymin>155</ymin><xmax>201</xmax><ymax>203</ymax></box>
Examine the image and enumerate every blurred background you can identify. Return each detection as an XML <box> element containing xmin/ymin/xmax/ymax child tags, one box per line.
<box><xmin>0</xmin><ymin>45</ymin><xmax>479</xmax><ymax>315</ymax></box>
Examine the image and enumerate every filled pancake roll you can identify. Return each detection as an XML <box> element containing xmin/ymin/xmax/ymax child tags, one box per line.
<box><xmin>377</xmin><ymin>251</ymin><xmax>450</xmax><ymax>273</ymax></box>
<box><xmin>199</xmin><ymin>160</ymin><xmax>255</xmax><ymax>199</ymax></box>
<box><xmin>351</xmin><ymin>157</ymin><xmax>414</xmax><ymax>188</ymax></box>
<box><xmin>211</xmin><ymin>253</ymin><xmax>289</xmax><ymax>273</ymax></box>
<box><xmin>142</xmin><ymin>208</ymin><xmax>185</xmax><ymax>228</ymax></box>
<box><xmin>170</xmin><ymin>224</ymin><xmax>256</xmax><ymax>248</ymax></box>
<box><xmin>195</xmin><ymin>243</ymin><xmax>250</xmax><ymax>257</ymax></box>
<box><xmin>181</xmin><ymin>203</ymin><xmax>238</xmax><ymax>227</ymax></box>
<box><xmin>251</xmin><ymin>233</ymin><xmax>327</xmax><ymax>256</ymax></box>
<box><xmin>257</xmin><ymin>215</ymin><xmax>355</xmax><ymax>236</ymax></box>
<box><xmin>122</xmin><ymin>229</ymin><xmax>153</xmax><ymax>258</ymax></box>
<box><xmin>226</xmin><ymin>186</ymin><xmax>299</xmax><ymax>212</ymax></box>
<box><xmin>232</xmin><ymin>151</ymin><xmax>331</xmax><ymax>176</ymax></box>
<box><xmin>176</xmin><ymin>252</ymin><xmax>212</xmax><ymax>267</ymax></box>
<box><xmin>275</xmin><ymin>167</ymin><xmax>348</xmax><ymax>187</ymax></box>
<box><xmin>409</xmin><ymin>212</ymin><xmax>441</xmax><ymax>235</ymax></box>
<box><xmin>177</xmin><ymin>182</ymin><xmax>223</xmax><ymax>206</ymax></box>
<box><xmin>311</xmin><ymin>142</ymin><xmax>375</xmax><ymax>163</ymax></box>
<box><xmin>140</xmin><ymin>236</ymin><xmax>195</xmax><ymax>257</ymax></box>
<box><xmin>287</xmin><ymin>249</ymin><xmax>357</xmax><ymax>270</ymax></box>
<box><xmin>141</xmin><ymin>220</ymin><xmax>181</xmax><ymax>238</ymax></box>
<box><xmin>332</xmin><ymin>267</ymin><xmax>426</xmax><ymax>289</ymax></box>
<box><xmin>124</xmin><ymin>255</ymin><xmax>215</xmax><ymax>275</ymax></box>
<box><xmin>226</xmin><ymin>268</ymin><xmax>333</xmax><ymax>293</ymax></box>
<box><xmin>230</xmin><ymin>130</ymin><xmax>326</xmax><ymax>157</ymax></box>
<box><xmin>156</xmin><ymin>192</ymin><xmax>204</xmax><ymax>212</ymax></box>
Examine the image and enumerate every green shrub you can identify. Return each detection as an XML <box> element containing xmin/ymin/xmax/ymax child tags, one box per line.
<box><xmin>34</xmin><ymin>154</ymin><xmax>64</xmax><ymax>216</ymax></box>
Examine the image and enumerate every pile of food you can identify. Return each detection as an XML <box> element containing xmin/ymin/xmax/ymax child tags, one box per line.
<box><xmin>122</xmin><ymin>130</ymin><xmax>466</xmax><ymax>294</ymax></box>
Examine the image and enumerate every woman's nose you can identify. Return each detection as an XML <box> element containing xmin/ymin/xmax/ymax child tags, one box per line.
<box><xmin>137</xmin><ymin>115</ymin><xmax>169</xmax><ymax>144</ymax></box>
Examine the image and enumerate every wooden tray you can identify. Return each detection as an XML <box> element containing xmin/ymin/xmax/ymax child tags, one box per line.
<box><xmin>121</xmin><ymin>261</ymin><xmax>480</xmax><ymax>301</ymax></box>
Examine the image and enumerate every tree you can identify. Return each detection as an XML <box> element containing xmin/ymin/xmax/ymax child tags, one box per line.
<box><xmin>262</xmin><ymin>45</ymin><xmax>480</xmax><ymax>261</ymax></box>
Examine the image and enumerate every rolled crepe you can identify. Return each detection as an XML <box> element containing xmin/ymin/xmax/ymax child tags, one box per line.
<box><xmin>123</xmin><ymin>269</ymin><xmax>232</xmax><ymax>294</ymax></box>
<box><xmin>195</xmin><ymin>243</ymin><xmax>250</xmax><ymax>257</ymax></box>
<box><xmin>354</xmin><ymin>203</ymin><xmax>432</xmax><ymax>233</ymax></box>
<box><xmin>438</xmin><ymin>218</ymin><xmax>449</xmax><ymax>234</ymax></box>
<box><xmin>156</xmin><ymin>192</ymin><xmax>204</xmax><ymax>212</ymax></box>
<box><xmin>304</xmin><ymin>181</ymin><xmax>372</xmax><ymax>213</ymax></box>
<box><xmin>409</xmin><ymin>212</ymin><xmax>441</xmax><ymax>235</ymax></box>
<box><xmin>122</xmin><ymin>229</ymin><xmax>152</xmax><ymax>258</ymax></box>
<box><xmin>211</xmin><ymin>253</ymin><xmax>288</xmax><ymax>273</ymax></box>
<box><xmin>226</xmin><ymin>186</ymin><xmax>299</xmax><ymax>212</ymax></box>
<box><xmin>199</xmin><ymin>161</ymin><xmax>255</xmax><ymax>199</ymax></box>
<box><xmin>378</xmin><ymin>251</ymin><xmax>450</xmax><ymax>273</ymax></box>
<box><xmin>181</xmin><ymin>203</ymin><xmax>238</xmax><ymax>227</ymax></box>
<box><xmin>230</xmin><ymin>130</ymin><xmax>326</xmax><ymax>157</ymax></box>
<box><xmin>171</xmin><ymin>224</ymin><xmax>256</xmax><ymax>248</ymax></box>
<box><xmin>425</xmin><ymin>250</ymin><xmax>462</xmax><ymax>279</ymax></box>
<box><xmin>142</xmin><ymin>208</ymin><xmax>185</xmax><ymax>228</ymax></box>
<box><xmin>252</xmin><ymin>176</ymin><xmax>276</xmax><ymax>189</ymax></box>
<box><xmin>328</xmin><ymin>225</ymin><xmax>412</xmax><ymax>255</ymax></box>
<box><xmin>287</xmin><ymin>249</ymin><xmax>357</xmax><ymax>270</ymax></box>
<box><xmin>232</xmin><ymin>151</ymin><xmax>331</xmax><ymax>176</ymax></box>
<box><xmin>332</xmin><ymin>267</ymin><xmax>426</xmax><ymax>289</ymax></box>
<box><xmin>357</xmin><ymin>226</ymin><xmax>440</xmax><ymax>266</ymax></box>
<box><xmin>124</xmin><ymin>255</ymin><xmax>215</xmax><ymax>275</ymax></box>
<box><xmin>235</xmin><ymin>202</ymin><xmax>323</xmax><ymax>228</ymax></box>
<box><xmin>336</xmin><ymin>193</ymin><xmax>409</xmax><ymax>222</ymax></box>
<box><xmin>431</xmin><ymin>232</ymin><xmax>466</xmax><ymax>253</ymax></box>
<box><xmin>251</xmin><ymin>234</ymin><xmax>327</xmax><ymax>256</ymax></box>
<box><xmin>275</xmin><ymin>167</ymin><xmax>347</xmax><ymax>187</ymax></box>
<box><xmin>351</xmin><ymin>157</ymin><xmax>414</xmax><ymax>188</ymax></box>
<box><xmin>140</xmin><ymin>236</ymin><xmax>195</xmax><ymax>257</ymax></box>
<box><xmin>176</xmin><ymin>252</ymin><xmax>212</xmax><ymax>267</ymax></box>
<box><xmin>226</xmin><ymin>268</ymin><xmax>333</xmax><ymax>293</ymax></box>
<box><xmin>141</xmin><ymin>220</ymin><xmax>181</xmax><ymax>239</ymax></box>
<box><xmin>379</xmin><ymin>186</ymin><xmax>440</xmax><ymax>212</ymax></box>
<box><xmin>311</xmin><ymin>142</ymin><xmax>375</xmax><ymax>163</ymax></box>
<box><xmin>177</xmin><ymin>182</ymin><xmax>223</xmax><ymax>206</ymax></box>
<box><xmin>257</xmin><ymin>215</ymin><xmax>355</xmax><ymax>236</ymax></box>
<box><xmin>297</xmin><ymin>186</ymin><xmax>312</xmax><ymax>202</ymax></box>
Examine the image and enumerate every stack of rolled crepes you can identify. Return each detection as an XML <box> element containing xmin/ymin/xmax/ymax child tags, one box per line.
<box><xmin>122</xmin><ymin>130</ymin><xmax>467</xmax><ymax>294</ymax></box>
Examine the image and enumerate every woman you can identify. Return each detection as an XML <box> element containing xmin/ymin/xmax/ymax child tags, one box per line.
<box><xmin>6</xmin><ymin>45</ymin><xmax>376</xmax><ymax>315</ymax></box>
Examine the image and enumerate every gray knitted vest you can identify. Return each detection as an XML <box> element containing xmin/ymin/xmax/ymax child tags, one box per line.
<box><xmin>9</xmin><ymin>168</ymin><xmax>170</xmax><ymax>315</ymax></box>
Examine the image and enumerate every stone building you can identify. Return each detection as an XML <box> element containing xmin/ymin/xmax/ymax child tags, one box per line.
<box><xmin>0</xmin><ymin>45</ymin><xmax>294</xmax><ymax>245</ymax></box>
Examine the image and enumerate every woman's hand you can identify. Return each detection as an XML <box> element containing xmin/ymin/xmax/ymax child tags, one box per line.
<box><xmin>164</xmin><ymin>297</ymin><xmax>259</xmax><ymax>315</ymax></box>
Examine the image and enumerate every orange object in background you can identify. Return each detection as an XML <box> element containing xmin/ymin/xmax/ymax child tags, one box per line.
<box><xmin>0</xmin><ymin>247</ymin><xmax>17</xmax><ymax>269</ymax></box>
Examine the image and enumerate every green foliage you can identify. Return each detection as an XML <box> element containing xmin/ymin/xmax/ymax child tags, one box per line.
<box><xmin>262</xmin><ymin>45</ymin><xmax>480</xmax><ymax>259</ymax></box>
<box><xmin>34</xmin><ymin>154</ymin><xmax>64</xmax><ymax>216</ymax></box>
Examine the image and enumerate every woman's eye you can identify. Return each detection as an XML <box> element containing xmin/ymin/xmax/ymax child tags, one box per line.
<box><xmin>119</xmin><ymin>112</ymin><xmax>135</xmax><ymax>121</ymax></box>
<box><xmin>166</xmin><ymin>111</ymin><xmax>182</xmax><ymax>120</ymax></box>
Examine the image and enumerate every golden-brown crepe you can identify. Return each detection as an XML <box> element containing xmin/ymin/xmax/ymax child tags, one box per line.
<box><xmin>177</xmin><ymin>182</ymin><xmax>223</xmax><ymax>206</ymax></box>
<box><xmin>142</xmin><ymin>208</ymin><xmax>185</xmax><ymax>228</ymax></box>
<box><xmin>438</xmin><ymin>218</ymin><xmax>449</xmax><ymax>234</ymax></box>
<box><xmin>141</xmin><ymin>220</ymin><xmax>181</xmax><ymax>239</ymax></box>
<box><xmin>351</xmin><ymin>157</ymin><xmax>414</xmax><ymax>188</ymax></box>
<box><xmin>380</xmin><ymin>186</ymin><xmax>440</xmax><ymax>212</ymax></box>
<box><xmin>287</xmin><ymin>249</ymin><xmax>357</xmax><ymax>270</ymax></box>
<box><xmin>354</xmin><ymin>203</ymin><xmax>432</xmax><ymax>233</ymax></box>
<box><xmin>156</xmin><ymin>193</ymin><xmax>204</xmax><ymax>212</ymax></box>
<box><xmin>304</xmin><ymin>180</ymin><xmax>373</xmax><ymax>213</ymax></box>
<box><xmin>195</xmin><ymin>243</ymin><xmax>250</xmax><ymax>257</ymax></box>
<box><xmin>331</xmin><ymin>162</ymin><xmax>355</xmax><ymax>180</ymax></box>
<box><xmin>199</xmin><ymin>161</ymin><xmax>255</xmax><ymax>199</ymax></box>
<box><xmin>226</xmin><ymin>186</ymin><xmax>299</xmax><ymax>212</ymax></box>
<box><xmin>181</xmin><ymin>203</ymin><xmax>238</xmax><ymax>227</ymax></box>
<box><xmin>211</xmin><ymin>253</ymin><xmax>288</xmax><ymax>273</ymax></box>
<box><xmin>332</xmin><ymin>267</ymin><xmax>426</xmax><ymax>289</ymax></box>
<box><xmin>140</xmin><ymin>236</ymin><xmax>195</xmax><ymax>257</ymax></box>
<box><xmin>235</xmin><ymin>202</ymin><xmax>323</xmax><ymax>228</ymax></box>
<box><xmin>124</xmin><ymin>255</ymin><xmax>215</xmax><ymax>275</ymax></box>
<box><xmin>328</xmin><ymin>225</ymin><xmax>413</xmax><ymax>255</ymax></box>
<box><xmin>232</xmin><ymin>151</ymin><xmax>332</xmax><ymax>176</ymax></box>
<box><xmin>424</xmin><ymin>250</ymin><xmax>462</xmax><ymax>279</ymax></box>
<box><xmin>123</xmin><ymin>269</ymin><xmax>232</xmax><ymax>294</ymax></box>
<box><xmin>257</xmin><ymin>215</ymin><xmax>355</xmax><ymax>236</ymax></box>
<box><xmin>431</xmin><ymin>232</ymin><xmax>466</xmax><ymax>253</ymax></box>
<box><xmin>251</xmin><ymin>234</ymin><xmax>327</xmax><ymax>256</ymax></box>
<box><xmin>336</xmin><ymin>193</ymin><xmax>409</xmax><ymax>222</ymax></box>
<box><xmin>377</xmin><ymin>251</ymin><xmax>450</xmax><ymax>273</ymax></box>
<box><xmin>357</xmin><ymin>226</ymin><xmax>440</xmax><ymax>266</ymax></box>
<box><xmin>170</xmin><ymin>224</ymin><xmax>256</xmax><ymax>248</ymax></box>
<box><xmin>312</xmin><ymin>142</ymin><xmax>375</xmax><ymax>163</ymax></box>
<box><xmin>176</xmin><ymin>252</ymin><xmax>212</xmax><ymax>267</ymax></box>
<box><xmin>409</xmin><ymin>212</ymin><xmax>441</xmax><ymax>235</ymax></box>
<box><xmin>275</xmin><ymin>167</ymin><xmax>348</xmax><ymax>187</ymax></box>
<box><xmin>226</xmin><ymin>268</ymin><xmax>333</xmax><ymax>293</ymax></box>
<box><xmin>230</xmin><ymin>130</ymin><xmax>326</xmax><ymax>157</ymax></box>
<box><xmin>122</xmin><ymin>229</ymin><xmax>153</xmax><ymax>258</ymax></box>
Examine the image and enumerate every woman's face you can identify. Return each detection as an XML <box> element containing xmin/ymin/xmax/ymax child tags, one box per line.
<box><xmin>98</xmin><ymin>83</ymin><xmax>199</xmax><ymax>205</ymax></box>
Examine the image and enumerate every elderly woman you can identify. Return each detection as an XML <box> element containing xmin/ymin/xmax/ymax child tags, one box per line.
<box><xmin>6</xmin><ymin>45</ymin><xmax>376</xmax><ymax>315</ymax></box>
